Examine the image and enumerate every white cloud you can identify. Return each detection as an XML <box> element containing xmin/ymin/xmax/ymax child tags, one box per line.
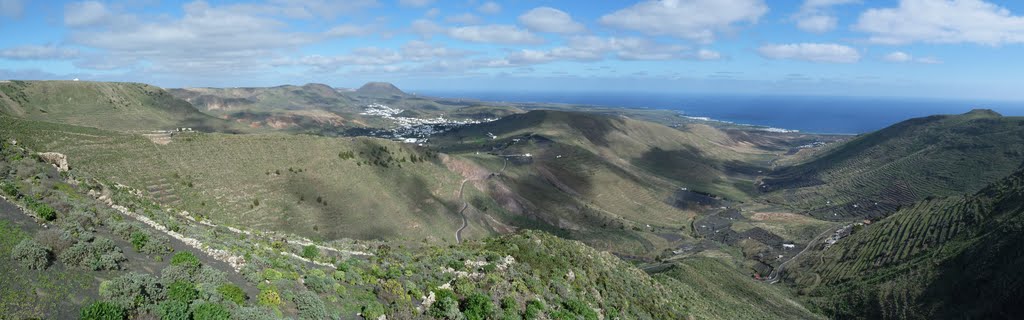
<box><xmin>325</xmin><ymin>24</ymin><xmax>374</xmax><ymax>37</ymax></box>
<box><xmin>599</xmin><ymin>0</ymin><xmax>767</xmax><ymax>43</ymax></box>
<box><xmin>793</xmin><ymin>0</ymin><xmax>859</xmax><ymax>33</ymax></box>
<box><xmin>64</xmin><ymin>1</ymin><xmax>113</xmax><ymax>27</ymax></box>
<box><xmin>795</xmin><ymin>15</ymin><xmax>837</xmax><ymax>33</ymax></box>
<box><xmin>477</xmin><ymin>2</ymin><xmax>501</xmax><ymax>15</ymax></box>
<box><xmin>0</xmin><ymin>45</ymin><xmax>80</xmax><ymax>60</ymax></box>
<box><xmin>696</xmin><ymin>49</ymin><xmax>722</xmax><ymax>60</ymax></box>
<box><xmin>399</xmin><ymin>0</ymin><xmax>433</xmax><ymax>8</ymax></box>
<box><xmin>0</xmin><ymin>0</ymin><xmax>24</xmax><ymax>17</ymax></box>
<box><xmin>883</xmin><ymin>51</ymin><xmax>912</xmax><ymax>62</ymax></box>
<box><xmin>883</xmin><ymin>51</ymin><xmax>942</xmax><ymax>64</ymax></box>
<box><xmin>445</xmin><ymin>13</ymin><xmax>481</xmax><ymax>25</ymax></box>
<box><xmin>401</xmin><ymin>41</ymin><xmax>474</xmax><ymax>61</ymax></box>
<box><xmin>855</xmin><ymin>0</ymin><xmax>1024</xmax><ymax>45</ymax></box>
<box><xmin>518</xmin><ymin>7</ymin><xmax>585</xmax><ymax>34</ymax></box>
<box><xmin>447</xmin><ymin>25</ymin><xmax>544</xmax><ymax>44</ymax></box>
<box><xmin>425</xmin><ymin>8</ymin><xmax>440</xmax><ymax>18</ymax></box>
<box><xmin>411</xmin><ymin>19</ymin><xmax>444</xmax><ymax>37</ymax></box>
<box><xmin>758</xmin><ymin>43</ymin><xmax>861</xmax><ymax>63</ymax></box>
<box><xmin>505</xmin><ymin>36</ymin><xmax>716</xmax><ymax>65</ymax></box>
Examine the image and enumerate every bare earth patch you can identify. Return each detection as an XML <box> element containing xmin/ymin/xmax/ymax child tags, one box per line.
<box><xmin>751</xmin><ymin>212</ymin><xmax>814</xmax><ymax>222</ymax></box>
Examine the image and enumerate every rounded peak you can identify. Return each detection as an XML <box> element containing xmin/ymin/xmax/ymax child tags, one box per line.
<box><xmin>964</xmin><ymin>109</ymin><xmax>1002</xmax><ymax>117</ymax></box>
<box><xmin>356</xmin><ymin>82</ymin><xmax>405</xmax><ymax>95</ymax></box>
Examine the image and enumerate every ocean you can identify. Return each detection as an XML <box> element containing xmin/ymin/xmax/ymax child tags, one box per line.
<box><xmin>420</xmin><ymin>91</ymin><xmax>1024</xmax><ymax>134</ymax></box>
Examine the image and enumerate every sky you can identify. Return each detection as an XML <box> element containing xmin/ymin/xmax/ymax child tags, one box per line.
<box><xmin>1</xmin><ymin>0</ymin><xmax>1023</xmax><ymax>100</ymax></box>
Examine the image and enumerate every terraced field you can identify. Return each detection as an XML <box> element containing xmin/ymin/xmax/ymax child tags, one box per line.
<box><xmin>786</xmin><ymin>164</ymin><xmax>1024</xmax><ymax>319</ymax></box>
<box><xmin>760</xmin><ymin>110</ymin><xmax>1024</xmax><ymax>220</ymax></box>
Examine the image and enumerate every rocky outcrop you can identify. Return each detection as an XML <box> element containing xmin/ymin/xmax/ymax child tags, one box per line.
<box><xmin>37</xmin><ymin>152</ymin><xmax>69</xmax><ymax>172</ymax></box>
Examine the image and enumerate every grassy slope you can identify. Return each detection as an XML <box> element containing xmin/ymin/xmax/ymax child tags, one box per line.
<box><xmin>655</xmin><ymin>257</ymin><xmax>824</xmax><ymax>319</ymax></box>
<box><xmin>0</xmin><ymin>116</ymin><xmax>467</xmax><ymax>242</ymax></box>
<box><xmin>787</xmin><ymin>165</ymin><xmax>1024</xmax><ymax>319</ymax></box>
<box><xmin>0</xmin><ymin>80</ymin><xmax>239</xmax><ymax>132</ymax></box>
<box><xmin>760</xmin><ymin>110</ymin><xmax>1024</xmax><ymax>220</ymax></box>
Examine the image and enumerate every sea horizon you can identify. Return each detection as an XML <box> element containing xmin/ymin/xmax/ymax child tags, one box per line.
<box><xmin>418</xmin><ymin>91</ymin><xmax>1024</xmax><ymax>134</ymax></box>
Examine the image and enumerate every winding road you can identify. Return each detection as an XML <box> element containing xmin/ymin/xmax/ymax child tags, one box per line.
<box><xmin>455</xmin><ymin>156</ymin><xmax>508</xmax><ymax>243</ymax></box>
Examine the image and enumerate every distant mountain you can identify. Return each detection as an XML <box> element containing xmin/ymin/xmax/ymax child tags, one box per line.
<box><xmin>0</xmin><ymin>80</ymin><xmax>238</xmax><ymax>132</ymax></box>
<box><xmin>355</xmin><ymin>82</ymin><xmax>406</xmax><ymax>96</ymax></box>
<box><xmin>760</xmin><ymin>109</ymin><xmax>1024</xmax><ymax>220</ymax></box>
<box><xmin>788</xmin><ymin>163</ymin><xmax>1024</xmax><ymax>319</ymax></box>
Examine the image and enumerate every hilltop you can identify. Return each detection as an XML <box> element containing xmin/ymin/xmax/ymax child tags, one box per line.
<box><xmin>759</xmin><ymin>110</ymin><xmax>1024</xmax><ymax>220</ymax></box>
<box><xmin>355</xmin><ymin>82</ymin><xmax>406</xmax><ymax>96</ymax></box>
<box><xmin>0</xmin><ymin>80</ymin><xmax>238</xmax><ymax>132</ymax></box>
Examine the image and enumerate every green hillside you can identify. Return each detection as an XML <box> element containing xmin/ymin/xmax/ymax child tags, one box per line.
<box><xmin>759</xmin><ymin>109</ymin><xmax>1024</xmax><ymax>220</ymax></box>
<box><xmin>0</xmin><ymin>139</ymin><xmax>821</xmax><ymax>319</ymax></box>
<box><xmin>785</xmin><ymin>164</ymin><xmax>1024</xmax><ymax>319</ymax></box>
<box><xmin>0</xmin><ymin>80</ymin><xmax>238</xmax><ymax>132</ymax></box>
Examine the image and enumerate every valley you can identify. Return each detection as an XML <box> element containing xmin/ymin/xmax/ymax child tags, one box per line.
<box><xmin>1</xmin><ymin>80</ymin><xmax>1021</xmax><ymax>319</ymax></box>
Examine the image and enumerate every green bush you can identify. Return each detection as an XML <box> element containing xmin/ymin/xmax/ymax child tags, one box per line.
<box><xmin>193</xmin><ymin>303</ymin><xmax>231</xmax><ymax>320</ymax></box>
<box><xmin>11</xmin><ymin>238</ymin><xmax>50</xmax><ymax>270</ymax></box>
<box><xmin>130</xmin><ymin>231</ymin><xmax>148</xmax><ymax>252</ymax></box>
<box><xmin>562</xmin><ymin>300</ymin><xmax>598</xmax><ymax>320</ymax></box>
<box><xmin>80</xmin><ymin>301</ymin><xmax>126</xmax><ymax>320</ymax></box>
<box><xmin>361</xmin><ymin>300</ymin><xmax>386</xmax><ymax>320</ymax></box>
<box><xmin>525</xmin><ymin>299</ymin><xmax>545</xmax><ymax>320</ymax></box>
<box><xmin>158</xmin><ymin>300</ymin><xmax>190</xmax><ymax>320</ymax></box>
<box><xmin>258</xmin><ymin>288</ymin><xmax>281</xmax><ymax>307</ymax></box>
<box><xmin>293</xmin><ymin>290</ymin><xmax>328</xmax><ymax>320</ymax></box>
<box><xmin>167</xmin><ymin>281</ymin><xmax>199</xmax><ymax>303</ymax></box>
<box><xmin>429</xmin><ymin>290</ymin><xmax>463</xmax><ymax>319</ymax></box>
<box><xmin>34</xmin><ymin>202</ymin><xmax>56</xmax><ymax>221</ymax></box>
<box><xmin>171</xmin><ymin>251</ymin><xmax>201</xmax><ymax>270</ymax></box>
<box><xmin>462</xmin><ymin>293</ymin><xmax>495</xmax><ymax>320</ymax></box>
<box><xmin>301</xmin><ymin>245</ymin><xmax>319</xmax><ymax>260</ymax></box>
<box><xmin>59</xmin><ymin>236</ymin><xmax>125</xmax><ymax>271</ymax></box>
<box><xmin>100</xmin><ymin>272</ymin><xmax>163</xmax><ymax>312</ymax></box>
<box><xmin>1</xmin><ymin>181</ymin><xmax>18</xmax><ymax>197</ymax></box>
<box><xmin>218</xmin><ymin>284</ymin><xmax>247</xmax><ymax>305</ymax></box>
<box><xmin>304</xmin><ymin>273</ymin><xmax>334</xmax><ymax>294</ymax></box>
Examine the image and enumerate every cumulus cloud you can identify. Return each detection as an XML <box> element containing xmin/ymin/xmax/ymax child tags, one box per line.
<box><xmin>599</xmin><ymin>0</ymin><xmax>767</xmax><ymax>43</ymax></box>
<box><xmin>447</xmin><ymin>25</ymin><xmax>544</xmax><ymax>45</ymax></box>
<box><xmin>0</xmin><ymin>45</ymin><xmax>79</xmax><ymax>60</ymax></box>
<box><xmin>64</xmin><ymin>1</ymin><xmax>113</xmax><ymax>27</ymax></box>
<box><xmin>518</xmin><ymin>7</ymin><xmax>585</xmax><ymax>34</ymax></box>
<box><xmin>325</xmin><ymin>24</ymin><xmax>374</xmax><ymax>37</ymax></box>
<box><xmin>793</xmin><ymin>0</ymin><xmax>860</xmax><ymax>33</ymax></box>
<box><xmin>504</xmin><ymin>36</ymin><xmax>717</xmax><ymax>65</ymax></box>
<box><xmin>758</xmin><ymin>43</ymin><xmax>861</xmax><ymax>63</ymax></box>
<box><xmin>411</xmin><ymin>19</ymin><xmax>444</xmax><ymax>37</ymax></box>
<box><xmin>855</xmin><ymin>0</ymin><xmax>1024</xmax><ymax>45</ymax></box>
<box><xmin>477</xmin><ymin>2</ymin><xmax>501</xmax><ymax>15</ymax></box>
<box><xmin>883</xmin><ymin>51</ymin><xmax>942</xmax><ymax>64</ymax></box>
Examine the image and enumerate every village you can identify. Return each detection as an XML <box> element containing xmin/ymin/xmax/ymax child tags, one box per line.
<box><xmin>359</xmin><ymin>103</ymin><xmax>498</xmax><ymax>144</ymax></box>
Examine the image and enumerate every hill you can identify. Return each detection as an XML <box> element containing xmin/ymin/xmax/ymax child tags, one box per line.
<box><xmin>759</xmin><ymin>110</ymin><xmax>1024</xmax><ymax>220</ymax></box>
<box><xmin>355</xmin><ymin>82</ymin><xmax>406</xmax><ymax>96</ymax></box>
<box><xmin>0</xmin><ymin>80</ymin><xmax>238</xmax><ymax>132</ymax></box>
<box><xmin>784</xmin><ymin>163</ymin><xmax>1024</xmax><ymax>318</ymax></box>
<box><xmin>0</xmin><ymin>140</ymin><xmax>820</xmax><ymax>319</ymax></box>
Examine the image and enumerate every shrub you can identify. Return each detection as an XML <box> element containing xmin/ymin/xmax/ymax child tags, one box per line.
<box><xmin>158</xmin><ymin>300</ymin><xmax>189</xmax><ymax>320</ymax></box>
<box><xmin>80</xmin><ymin>301</ymin><xmax>126</xmax><ymax>320</ymax></box>
<box><xmin>59</xmin><ymin>236</ymin><xmax>125</xmax><ymax>271</ymax></box>
<box><xmin>304</xmin><ymin>273</ymin><xmax>334</xmax><ymax>294</ymax></box>
<box><xmin>218</xmin><ymin>283</ymin><xmax>247</xmax><ymax>305</ymax></box>
<box><xmin>101</xmin><ymin>272</ymin><xmax>163</xmax><ymax>312</ymax></box>
<box><xmin>34</xmin><ymin>202</ymin><xmax>56</xmax><ymax>221</ymax></box>
<box><xmin>361</xmin><ymin>300</ymin><xmax>387</xmax><ymax>320</ymax></box>
<box><xmin>233</xmin><ymin>307</ymin><xmax>278</xmax><ymax>320</ymax></box>
<box><xmin>171</xmin><ymin>251</ymin><xmax>201</xmax><ymax>271</ymax></box>
<box><xmin>301</xmin><ymin>245</ymin><xmax>319</xmax><ymax>260</ymax></box>
<box><xmin>130</xmin><ymin>231</ymin><xmax>148</xmax><ymax>252</ymax></box>
<box><xmin>1</xmin><ymin>181</ymin><xmax>18</xmax><ymax>197</ymax></box>
<box><xmin>34</xmin><ymin>228</ymin><xmax>72</xmax><ymax>254</ymax></box>
<box><xmin>562</xmin><ymin>299</ymin><xmax>598</xmax><ymax>320</ymax></box>
<box><xmin>11</xmin><ymin>238</ymin><xmax>50</xmax><ymax>270</ymax></box>
<box><xmin>525</xmin><ymin>300</ymin><xmax>545</xmax><ymax>320</ymax></box>
<box><xmin>462</xmin><ymin>293</ymin><xmax>495</xmax><ymax>320</ymax></box>
<box><xmin>429</xmin><ymin>290</ymin><xmax>463</xmax><ymax>319</ymax></box>
<box><xmin>258</xmin><ymin>288</ymin><xmax>282</xmax><ymax>307</ymax></box>
<box><xmin>110</xmin><ymin>221</ymin><xmax>137</xmax><ymax>239</ymax></box>
<box><xmin>193</xmin><ymin>303</ymin><xmax>231</xmax><ymax>320</ymax></box>
<box><xmin>293</xmin><ymin>290</ymin><xmax>328</xmax><ymax>320</ymax></box>
<box><xmin>167</xmin><ymin>281</ymin><xmax>199</xmax><ymax>303</ymax></box>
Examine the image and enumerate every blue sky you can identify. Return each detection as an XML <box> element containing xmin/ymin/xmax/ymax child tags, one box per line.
<box><xmin>1</xmin><ymin>0</ymin><xmax>1023</xmax><ymax>100</ymax></box>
